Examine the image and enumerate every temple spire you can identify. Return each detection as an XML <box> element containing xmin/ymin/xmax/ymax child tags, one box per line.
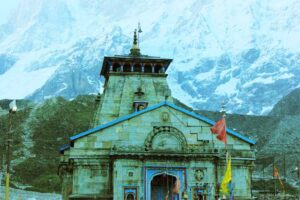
<box><xmin>130</xmin><ymin>29</ymin><xmax>141</xmax><ymax>56</ymax></box>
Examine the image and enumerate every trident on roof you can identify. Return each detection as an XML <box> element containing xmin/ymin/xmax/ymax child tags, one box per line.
<box><xmin>129</xmin><ymin>23</ymin><xmax>142</xmax><ymax>56</ymax></box>
<box><xmin>137</xmin><ymin>22</ymin><xmax>142</xmax><ymax>48</ymax></box>
<box><xmin>220</xmin><ymin>100</ymin><xmax>226</xmax><ymax>118</ymax></box>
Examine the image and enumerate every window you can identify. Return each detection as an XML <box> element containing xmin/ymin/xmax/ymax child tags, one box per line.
<box><xmin>134</xmin><ymin>64</ymin><xmax>142</xmax><ymax>72</ymax></box>
<box><xmin>124</xmin><ymin>188</ymin><xmax>137</xmax><ymax>200</ymax></box>
<box><xmin>113</xmin><ymin>63</ymin><xmax>121</xmax><ymax>72</ymax></box>
<box><xmin>144</xmin><ymin>63</ymin><xmax>152</xmax><ymax>73</ymax></box>
<box><xmin>133</xmin><ymin>101</ymin><xmax>148</xmax><ymax>112</ymax></box>
<box><xmin>123</xmin><ymin>63</ymin><xmax>131</xmax><ymax>72</ymax></box>
<box><xmin>193</xmin><ymin>187</ymin><xmax>208</xmax><ymax>200</ymax></box>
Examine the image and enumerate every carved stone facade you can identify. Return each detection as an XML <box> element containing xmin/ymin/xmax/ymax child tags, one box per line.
<box><xmin>59</xmin><ymin>36</ymin><xmax>256</xmax><ymax>200</ymax></box>
<box><xmin>145</xmin><ymin>126</ymin><xmax>188</xmax><ymax>151</ymax></box>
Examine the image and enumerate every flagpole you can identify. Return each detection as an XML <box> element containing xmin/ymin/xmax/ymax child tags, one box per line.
<box><xmin>229</xmin><ymin>182</ymin><xmax>233</xmax><ymax>200</ymax></box>
<box><xmin>210</xmin><ymin>101</ymin><xmax>228</xmax><ymax>199</ymax></box>
<box><xmin>221</xmin><ymin>102</ymin><xmax>227</xmax><ymax>151</ymax></box>
<box><xmin>221</xmin><ymin>101</ymin><xmax>229</xmax><ymax>199</ymax></box>
<box><xmin>222</xmin><ymin>103</ymin><xmax>234</xmax><ymax>200</ymax></box>
<box><xmin>273</xmin><ymin>157</ymin><xmax>276</xmax><ymax>196</ymax></box>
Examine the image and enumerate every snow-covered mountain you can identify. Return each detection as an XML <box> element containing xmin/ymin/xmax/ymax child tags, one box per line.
<box><xmin>0</xmin><ymin>0</ymin><xmax>300</xmax><ymax>115</ymax></box>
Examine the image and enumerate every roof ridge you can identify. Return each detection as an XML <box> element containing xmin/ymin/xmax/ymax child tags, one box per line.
<box><xmin>66</xmin><ymin>101</ymin><xmax>255</xmax><ymax>146</ymax></box>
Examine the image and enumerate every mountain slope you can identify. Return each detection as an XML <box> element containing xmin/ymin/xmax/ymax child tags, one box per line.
<box><xmin>0</xmin><ymin>95</ymin><xmax>96</xmax><ymax>192</ymax></box>
<box><xmin>0</xmin><ymin>0</ymin><xmax>300</xmax><ymax>115</ymax></box>
<box><xmin>1</xmin><ymin>88</ymin><xmax>300</xmax><ymax>193</ymax></box>
<box><xmin>269</xmin><ymin>87</ymin><xmax>300</xmax><ymax>116</ymax></box>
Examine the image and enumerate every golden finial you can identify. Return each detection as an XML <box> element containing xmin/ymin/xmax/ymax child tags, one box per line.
<box><xmin>133</xmin><ymin>29</ymin><xmax>138</xmax><ymax>47</ymax></box>
<box><xmin>130</xmin><ymin>26</ymin><xmax>141</xmax><ymax>56</ymax></box>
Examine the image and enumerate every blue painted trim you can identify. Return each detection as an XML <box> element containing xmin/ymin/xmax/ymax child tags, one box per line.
<box><xmin>69</xmin><ymin>101</ymin><xmax>256</xmax><ymax>145</ymax></box>
<box><xmin>145</xmin><ymin>167</ymin><xmax>184</xmax><ymax>200</ymax></box>
<box><xmin>59</xmin><ymin>144</ymin><xmax>70</xmax><ymax>153</ymax></box>
<box><xmin>70</xmin><ymin>102</ymin><xmax>165</xmax><ymax>141</ymax></box>
<box><xmin>165</xmin><ymin>102</ymin><xmax>256</xmax><ymax>145</ymax></box>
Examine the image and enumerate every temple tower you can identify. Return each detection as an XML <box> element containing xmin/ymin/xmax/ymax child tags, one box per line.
<box><xmin>94</xmin><ymin>30</ymin><xmax>173</xmax><ymax>125</ymax></box>
<box><xmin>59</xmin><ymin>29</ymin><xmax>256</xmax><ymax>200</ymax></box>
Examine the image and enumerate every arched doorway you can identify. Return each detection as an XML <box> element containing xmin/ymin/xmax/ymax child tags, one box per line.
<box><xmin>151</xmin><ymin>173</ymin><xmax>179</xmax><ymax>200</ymax></box>
<box><xmin>125</xmin><ymin>193</ymin><xmax>135</xmax><ymax>200</ymax></box>
<box><xmin>193</xmin><ymin>188</ymin><xmax>208</xmax><ymax>200</ymax></box>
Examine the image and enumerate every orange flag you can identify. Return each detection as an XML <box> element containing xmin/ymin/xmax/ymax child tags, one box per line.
<box><xmin>211</xmin><ymin>118</ymin><xmax>226</xmax><ymax>144</ymax></box>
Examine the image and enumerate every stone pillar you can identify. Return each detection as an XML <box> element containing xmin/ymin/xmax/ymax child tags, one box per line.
<box><xmin>109</xmin><ymin>62</ymin><xmax>113</xmax><ymax>72</ymax></box>
<box><xmin>151</xmin><ymin>64</ymin><xmax>155</xmax><ymax>73</ymax></box>
<box><xmin>141</xmin><ymin>63</ymin><xmax>145</xmax><ymax>73</ymax></box>
<box><xmin>131</xmin><ymin>63</ymin><xmax>134</xmax><ymax>72</ymax></box>
<box><xmin>120</xmin><ymin>63</ymin><xmax>124</xmax><ymax>72</ymax></box>
<box><xmin>162</xmin><ymin>64</ymin><xmax>166</xmax><ymax>73</ymax></box>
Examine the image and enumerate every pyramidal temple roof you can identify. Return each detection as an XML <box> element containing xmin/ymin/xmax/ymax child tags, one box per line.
<box><xmin>100</xmin><ymin>29</ymin><xmax>172</xmax><ymax>77</ymax></box>
<box><xmin>60</xmin><ymin>101</ymin><xmax>256</xmax><ymax>153</ymax></box>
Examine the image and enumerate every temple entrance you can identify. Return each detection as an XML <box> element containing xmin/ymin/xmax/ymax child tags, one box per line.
<box><xmin>193</xmin><ymin>188</ymin><xmax>208</xmax><ymax>200</ymax></box>
<box><xmin>151</xmin><ymin>173</ymin><xmax>179</xmax><ymax>200</ymax></box>
<box><xmin>125</xmin><ymin>193</ymin><xmax>134</xmax><ymax>200</ymax></box>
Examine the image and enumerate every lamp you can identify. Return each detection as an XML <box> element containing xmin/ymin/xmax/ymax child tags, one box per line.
<box><xmin>9</xmin><ymin>100</ymin><xmax>17</xmax><ymax>113</ymax></box>
<box><xmin>5</xmin><ymin>100</ymin><xmax>17</xmax><ymax>200</ymax></box>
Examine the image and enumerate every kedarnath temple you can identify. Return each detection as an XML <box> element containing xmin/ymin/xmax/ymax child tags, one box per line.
<box><xmin>58</xmin><ymin>30</ymin><xmax>256</xmax><ymax>200</ymax></box>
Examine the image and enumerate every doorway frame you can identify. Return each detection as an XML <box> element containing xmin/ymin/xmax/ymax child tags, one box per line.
<box><xmin>144</xmin><ymin>166</ymin><xmax>186</xmax><ymax>200</ymax></box>
<box><xmin>124</xmin><ymin>187</ymin><xmax>138</xmax><ymax>200</ymax></box>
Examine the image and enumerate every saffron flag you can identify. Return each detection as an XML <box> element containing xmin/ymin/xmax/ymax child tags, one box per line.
<box><xmin>211</xmin><ymin>118</ymin><xmax>226</xmax><ymax>143</ymax></box>
<box><xmin>220</xmin><ymin>155</ymin><xmax>232</xmax><ymax>195</ymax></box>
<box><xmin>274</xmin><ymin>166</ymin><xmax>285</xmax><ymax>191</ymax></box>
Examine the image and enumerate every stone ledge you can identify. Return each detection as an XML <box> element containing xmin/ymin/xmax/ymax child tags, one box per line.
<box><xmin>69</xmin><ymin>194</ymin><xmax>112</xmax><ymax>200</ymax></box>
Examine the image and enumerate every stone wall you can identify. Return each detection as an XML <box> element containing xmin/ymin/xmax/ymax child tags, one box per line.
<box><xmin>94</xmin><ymin>74</ymin><xmax>172</xmax><ymax>125</ymax></box>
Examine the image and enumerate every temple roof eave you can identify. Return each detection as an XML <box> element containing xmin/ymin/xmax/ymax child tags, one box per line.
<box><xmin>64</xmin><ymin>101</ymin><xmax>255</xmax><ymax>146</ymax></box>
<box><xmin>100</xmin><ymin>55</ymin><xmax>173</xmax><ymax>77</ymax></box>
<box><xmin>104</xmin><ymin>55</ymin><xmax>173</xmax><ymax>61</ymax></box>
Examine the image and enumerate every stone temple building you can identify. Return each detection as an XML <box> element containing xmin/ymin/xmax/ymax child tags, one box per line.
<box><xmin>59</xmin><ymin>31</ymin><xmax>256</xmax><ymax>200</ymax></box>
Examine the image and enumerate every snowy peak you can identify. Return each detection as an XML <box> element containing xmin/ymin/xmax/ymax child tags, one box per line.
<box><xmin>0</xmin><ymin>0</ymin><xmax>300</xmax><ymax>114</ymax></box>
<box><xmin>0</xmin><ymin>0</ymin><xmax>74</xmax><ymax>53</ymax></box>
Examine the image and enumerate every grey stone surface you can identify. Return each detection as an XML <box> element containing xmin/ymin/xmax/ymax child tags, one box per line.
<box><xmin>59</xmin><ymin>54</ymin><xmax>255</xmax><ymax>200</ymax></box>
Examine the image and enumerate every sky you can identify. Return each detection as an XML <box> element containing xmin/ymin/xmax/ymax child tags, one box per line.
<box><xmin>0</xmin><ymin>0</ymin><xmax>20</xmax><ymax>25</ymax></box>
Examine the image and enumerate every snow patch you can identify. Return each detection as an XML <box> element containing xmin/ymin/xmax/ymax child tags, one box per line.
<box><xmin>246</xmin><ymin>110</ymin><xmax>254</xmax><ymax>115</ymax></box>
<box><xmin>261</xmin><ymin>106</ymin><xmax>273</xmax><ymax>115</ymax></box>
<box><xmin>56</xmin><ymin>83</ymin><xmax>68</xmax><ymax>94</ymax></box>
<box><xmin>195</xmin><ymin>68</ymin><xmax>216</xmax><ymax>81</ymax></box>
<box><xmin>0</xmin><ymin>52</ymin><xmax>59</xmax><ymax>99</ymax></box>
<box><xmin>0</xmin><ymin>0</ymin><xmax>299</xmax><ymax>115</ymax></box>
<box><xmin>215</xmin><ymin>78</ymin><xmax>238</xmax><ymax>96</ymax></box>
<box><xmin>278</xmin><ymin>73</ymin><xmax>294</xmax><ymax>79</ymax></box>
<box><xmin>243</xmin><ymin>77</ymin><xmax>275</xmax><ymax>88</ymax></box>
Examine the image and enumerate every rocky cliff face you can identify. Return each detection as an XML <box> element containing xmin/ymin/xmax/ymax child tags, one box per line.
<box><xmin>256</xmin><ymin>88</ymin><xmax>300</xmax><ymax>188</ymax></box>
<box><xmin>0</xmin><ymin>0</ymin><xmax>300</xmax><ymax>115</ymax></box>
<box><xmin>269</xmin><ymin>87</ymin><xmax>300</xmax><ymax>116</ymax></box>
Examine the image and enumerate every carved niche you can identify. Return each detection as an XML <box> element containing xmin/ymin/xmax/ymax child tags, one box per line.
<box><xmin>144</xmin><ymin>126</ymin><xmax>187</xmax><ymax>151</ymax></box>
<box><xmin>160</xmin><ymin>112</ymin><xmax>170</xmax><ymax>122</ymax></box>
<box><xmin>194</xmin><ymin>168</ymin><xmax>206</xmax><ymax>181</ymax></box>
